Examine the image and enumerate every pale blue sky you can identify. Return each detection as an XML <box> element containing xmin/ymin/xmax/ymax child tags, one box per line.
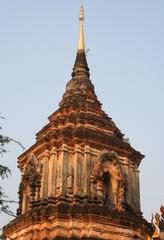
<box><xmin>0</xmin><ymin>0</ymin><xmax>164</xmax><ymax>227</ymax></box>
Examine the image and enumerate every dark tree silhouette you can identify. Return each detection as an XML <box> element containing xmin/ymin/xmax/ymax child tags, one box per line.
<box><xmin>0</xmin><ymin>114</ymin><xmax>24</xmax><ymax>217</ymax></box>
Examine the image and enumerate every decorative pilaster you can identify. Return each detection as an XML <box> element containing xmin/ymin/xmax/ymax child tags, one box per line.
<box><xmin>74</xmin><ymin>144</ymin><xmax>83</xmax><ymax>196</ymax></box>
<box><xmin>60</xmin><ymin>144</ymin><xmax>68</xmax><ymax>195</ymax></box>
<box><xmin>48</xmin><ymin>147</ymin><xmax>57</xmax><ymax>197</ymax></box>
<box><xmin>134</xmin><ymin>167</ymin><xmax>140</xmax><ymax>212</ymax></box>
<box><xmin>55</xmin><ymin>159</ymin><xmax>61</xmax><ymax>196</ymax></box>
<box><xmin>40</xmin><ymin>150</ymin><xmax>50</xmax><ymax>199</ymax></box>
<box><xmin>83</xmin><ymin>145</ymin><xmax>92</xmax><ymax>197</ymax></box>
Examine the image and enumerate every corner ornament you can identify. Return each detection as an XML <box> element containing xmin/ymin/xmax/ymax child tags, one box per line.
<box><xmin>17</xmin><ymin>153</ymin><xmax>42</xmax><ymax>215</ymax></box>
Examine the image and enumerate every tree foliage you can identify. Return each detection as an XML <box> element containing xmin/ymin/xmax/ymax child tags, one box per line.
<box><xmin>0</xmin><ymin>114</ymin><xmax>24</xmax><ymax>217</ymax></box>
<box><xmin>0</xmin><ymin>114</ymin><xmax>25</xmax><ymax>239</ymax></box>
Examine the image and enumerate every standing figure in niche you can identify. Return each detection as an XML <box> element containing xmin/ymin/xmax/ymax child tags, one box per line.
<box><xmin>67</xmin><ymin>164</ymin><xmax>74</xmax><ymax>194</ymax></box>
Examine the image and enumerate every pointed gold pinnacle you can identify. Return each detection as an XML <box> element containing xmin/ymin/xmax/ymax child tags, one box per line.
<box><xmin>78</xmin><ymin>4</ymin><xmax>85</xmax><ymax>51</ymax></box>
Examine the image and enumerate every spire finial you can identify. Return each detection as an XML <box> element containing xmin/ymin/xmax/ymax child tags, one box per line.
<box><xmin>78</xmin><ymin>4</ymin><xmax>85</xmax><ymax>51</ymax></box>
<box><xmin>79</xmin><ymin>3</ymin><xmax>84</xmax><ymax>21</ymax></box>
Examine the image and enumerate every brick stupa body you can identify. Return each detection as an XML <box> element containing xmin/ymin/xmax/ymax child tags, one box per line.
<box><xmin>3</xmin><ymin>5</ymin><xmax>152</xmax><ymax>240</ymax></box>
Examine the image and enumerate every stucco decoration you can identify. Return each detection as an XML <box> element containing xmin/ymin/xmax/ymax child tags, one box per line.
<box><xmin>67</xmin><ymin>164</ymin><xmax>74</xmax><ymax>194</ymax></box>
<box><xmin>151</xmin><ymin>205</ymin><xmax>164</xmax><ymax>239</ymax></box>
<box><xmin>17</xmin><ymin>153</ymin><xmax>42</xmax><ymax>215</ymax></box>
<box><xmin>91</xmin><ymin>150</ymin><xmax>126</xmax><ymax>211</ymax></box>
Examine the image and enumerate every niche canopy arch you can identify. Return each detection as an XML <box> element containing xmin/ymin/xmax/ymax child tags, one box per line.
<box><xmin>17</xmin><ymin>153</ymin><xmax>42</xmax><ymax>215</ymax></box>
<box><xmin>91</xmin><ymin>150</ymin><xmax>126</xmax><ymax>211</ymax></box>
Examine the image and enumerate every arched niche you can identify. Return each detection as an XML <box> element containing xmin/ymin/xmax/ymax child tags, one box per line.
<box><xmin>91</xmin><ymin>150</ymin><xmax>126</xmax><ymax>211</ymax></box>
<box><xmin>17</xmin><ymin>153</ymin><xmax>42</xmax><ymax>215</ymax></box>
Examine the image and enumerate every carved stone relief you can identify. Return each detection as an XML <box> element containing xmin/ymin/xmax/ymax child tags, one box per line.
<box><xmin>66</xmin><ymin>164</ymin><xmax>74</xmax><ymax>194</ymax></box>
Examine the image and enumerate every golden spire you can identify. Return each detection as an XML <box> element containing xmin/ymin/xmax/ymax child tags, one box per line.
<box><xmin>78</xmin><ymin>4</ymin><xmax>85</xmax><ymax>51</ymax></box>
